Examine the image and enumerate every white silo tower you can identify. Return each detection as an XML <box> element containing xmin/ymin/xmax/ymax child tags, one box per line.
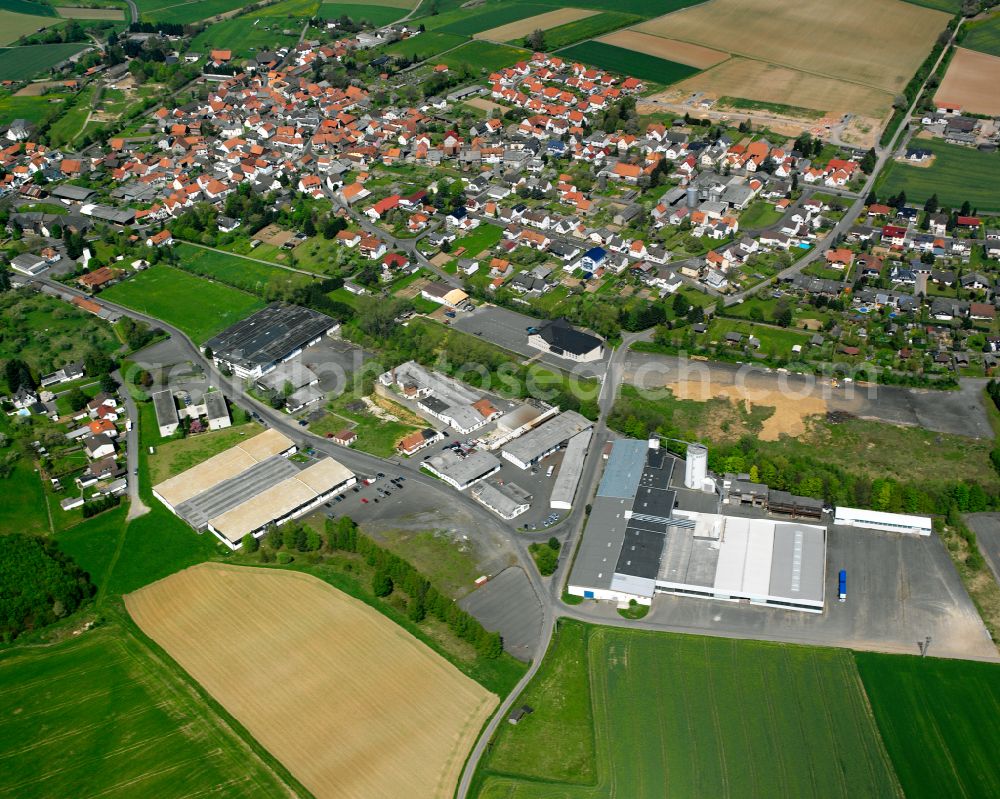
<box><xmin>684</xmin><ymin>443</ymin><xmax>708</xmax><ymax>489</ymax></box>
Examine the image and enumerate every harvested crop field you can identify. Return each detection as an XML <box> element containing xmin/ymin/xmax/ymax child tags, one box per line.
<box><xmin>474</xmin><ymin>7</ymin><xmax>598</xmax><ymax>42</ymax></box>
<box><xmin>935</xmin><ymin>47</ymin><xmax>1000</xmax><ymax>116</ymax></box>
<box><xmin>55</xmin><ymin>5</ymin><xmax>125</xmax><ymax>18</ymax></box>
<box><xmin>597</xmin><ymin>30</ymin><xmax>727</xmax><ymax>69</ymax></box>
<box><xmin>126</xmin><ymin>563</ymin><xmax>497</xmax><ymax>799</ymax></box>
<box><xmin>635</xmin><ymin>0</ymin><xmax>947</xmax><ymax>93</ymax></box>
<box><xmin>645</xmin><ymin>56</ymin><xmax>895</xmax><ymax>135</ymax></box>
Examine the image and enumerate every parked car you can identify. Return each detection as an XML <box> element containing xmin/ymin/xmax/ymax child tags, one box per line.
<box><xmin>361</xmin><ymin>497</ymin><xmax>368</xmax><ymax>503</ymax></box>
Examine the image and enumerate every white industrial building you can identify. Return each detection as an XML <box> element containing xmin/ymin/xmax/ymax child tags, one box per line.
<box><xmin>549</xmin><ymin>429</ymin><xmax>591</xmax><ymax>510</ymax></box>
<box><xmin>422</xmin><ymin>448</ymin><xmax>501</xmax><ymax>490</ymax></box>
<box><xmin>152</xmin><ymin>389</ymin><xmax>179</xmax><ymax>437</ymax></box>
<box><xmin>501</xmin><ymin>410</ymin><xmax>592</xmax><ymax>470</ymax></box>
<box><xmin>833</xmin><ymin>506</ymin><xmax>932</xmax><ymax>536</ymax></box>
<box><xmin>568</xmin><ymin>439</ymin><xmax>828</xmax><ymax>613</ymax></box>
<box><xmin>379</xmin><ymin>360</ymin><xmax>501</xmax><ymax>435</ymax></box>
<box><xmin>471</xmin><ymin>481</ymin><xmax>531</xmax><ymax>519</ymax></box>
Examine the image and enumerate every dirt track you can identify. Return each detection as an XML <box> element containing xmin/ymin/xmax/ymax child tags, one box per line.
<box><xmin>126</xmin><ymin>563</ymin><xmax>496</xmax><ymax>799</ymax></box>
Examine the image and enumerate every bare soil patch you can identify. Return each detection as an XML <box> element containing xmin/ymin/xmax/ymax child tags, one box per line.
<box><xmin>935</xmin><ymin>47</ymin><xmax>1000</xmax><ymax>117</ymax></box>
<box><xmin>666</xmin><ymin>376</ymin><xmax>827</xmax><ymax>440</ymax></box>
<box><xmin>126</xmin><ymin>563</ymin><xmax>496</xmax><ymax>799</ymax></box>
<box><xmin>465</xmin><ymin>97</ymin><xmax>505</xmax><ymax>114</ymax></box>
<box><xmin>597</xmin><ymin>30</ymin><xmax>728</xmax><ymax>69</ymax></box>
<box><xmin>635</xmin><ymin>0</ymin><xmax>947</xmax><ymax>93</ymax></box>
<box><xmin>14</xmin><ymin>80</ymin><xmax>64</xmax><ymax>96</ymax></box>
<box><xmin>474</xmin><ymin>8</ymin><xmax>598</xmax><ymax>42</ymax></box>
<box><xmin>256</xmin><ymin>223</ymin><xmax>295</xmax><ymax>247</ymax></box>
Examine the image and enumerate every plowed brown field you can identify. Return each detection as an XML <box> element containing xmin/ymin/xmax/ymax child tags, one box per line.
<box><xmin>126</xmin><ymin>563</ymin><xmax>496</xmax><ymax>799</ymax></box>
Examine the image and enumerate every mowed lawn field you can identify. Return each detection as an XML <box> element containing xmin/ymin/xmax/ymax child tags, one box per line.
<box><xmin>126</xmin><ymin>563</ymin><xmax>498</xmax><ymax>799</ymax></box>
<box><xmin>558</xmin><ymin>40</ymin><xmax>699</xmax><ymax>85</ymax></box>
<box><xmin>318</xmin><ymin>0</ymin><xmax>411</xmax><ymax>25</ymax></box>
<box><xmin>439</xmin><ymin>40</ymin><xmax>531</xmax><ymax>73</ymax></box>
<box><xmin>877</xmin><ymin>138</ymin><xmax>1000</xmax><ymax>212</ymax></box>
<box><xmin>0</xmin><ymin>43</ymin><xmax>88</xmax><ymax>81</ymax></box>
<box><xmin>856</xmin><ymin>652</ymin><xmax>1000</xmax><ymax>799</ymax></box>
<box><xmin>0</xmin><ymin>625</ymin><xmax>294</xmax><ymax>799</ymax></box>
<box><xmin>174</xmin><ymin>241</ymin><xmax>313</xmax><ymax>294</ymax></box>
<box><xmin>475</xmin><ymin>622</ymin><xmax>902</xmax><ymax>799</ymax></box>
<box><xmin>100</xmin><ymin>265</ymin><xmax>264</xmax><ymax>343</ymax></box>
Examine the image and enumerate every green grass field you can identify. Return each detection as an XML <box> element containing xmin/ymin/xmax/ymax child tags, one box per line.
<box><xmin>173</xmin><ymin>242</ymin><xmax>313</xmax><ymax>295</ymax></box>
<box><xmin>148</xmin><ymin>421</ymin><xmax>261</xmax><ymax>483</ymax></box>
<box><xmin>140</xmin><ymin>0</ymin><xmax>250</xmax><ymax>24</ymax></box>
<box><xmin>961</xmin><ymin>13</ymin><xmax>1000</xmax><ymax>57</ymax></box>
<box><xmin>877</xmin><ymin>139</ymin><xmax>1000</xmax><ymax>212</ymax></box>
<box><xmin>45</xmin><ymin>86</ymin><xmax>91</xmax><ymax>146</ymax></box>
<box><xmin>529</xmin><ymin>0</ymin><xmax>706</xmax><ymax>14</ymax></box>
<box><xmin>318</xmin><ymin>1</ymin><xmax>407</xmax><ymax>24</ymax></box>
<box><xmin>454</xmin><ymin>222</ymin><xmax>503</xmax><ymax>257</ymax></box>
<box><xmin>0</xmin><ymin>43</ymin><xmax>87</xmax><ymax>81</ymax></box>
<box><xmin>739</xmin><ymin>199</ymin><xmax>785</xmax><ymax>228</ymax></box>
<box><xmin>531</xmin><ymin>11</ymin><xmax>640</xmax><ymax>49</ymax></box>
<box><xmin>438</xmin><ymin>40</ymin><xmax>530</xmax><ymax>73</ymax></box>
<box><xmin>476</xmin><ymin>622</ymin><xmax>901</xmax><ymax>799</ymax></box>
<box><xmin>0</xmin><ymin>0</ymin><xmax>57</xmax><ymax>16</ymax></box>
<box><xmin>856</xmin><ymin>652</ymin><xmax>1000</xmax><ymax>799</ymax></box>
<box><xmin>382</xmin><ymin>30</ymin><xmax>466</xmax><ymax>60</ymax></box>
<box><xmin>100</xmin><ymin>265</ymin><xmax>264</xmax><ymax>344</ymax></box>
<box><xmin>557</xmin><ymin>40</ymin><xmax>698</xmax><ymax>85</ymax></box>
<box><xmin>54</xmin><ymin>506</ymin><xmax>128</xmax><ymax>590</ymax></box>
<box><xmin>434</xmin><ymin>2</ymin><xmax>549</xmax><ymax>36</ymax></box>
<box><xmin>899</xmin><ymin>0</ymin><xmax>960</xmax><ymax>11</ymax></box>
<box><xmin>0</xmin><ymin>458</ymin><xmax>48</xmax><ymax>535</ymax></box>
<box><xmin>0</xmin><ymin>624</ymin><xmax>294</xmax><ymax>798</ymax></box>
<box><xmin>0</xmin><ymin>93</ymin><xmax>64</xmax><ymax>126</ymax></box>
<box><xmin>189</xmin><ymin>15</ymin><xmax>302</xmax><ymax>58</ymax></box>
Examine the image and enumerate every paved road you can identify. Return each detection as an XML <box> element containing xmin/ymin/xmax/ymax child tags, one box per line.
<box><xmin>112</xmin><ymin>369</ymin><xmax>150</xmax><ymax>520</ymax></box>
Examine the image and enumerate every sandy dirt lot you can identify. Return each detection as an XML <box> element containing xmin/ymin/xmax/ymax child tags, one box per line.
<box><xmin>474</xmin><ymin>8</ymin><xmax>598</xmax><ymax>42</ymax></box>
<box><xmin>665</xmin><ymin>376</ymin><xmax>828</xmax><ymax>440</ymax></box>
<box><xmin>597</xmin><ymin>30</ymin><xmax>728</xmax><ymax>69</ymax></box>
<box><xmin>935</xmin><ymin>47</ymin><xmax>1000</xmax><ymax>116</ymax></box>
<box><xmin>636</xmin><ymin>0</ymin><xmax>947</xmax><ymax>94</ymax></box>
<box><xmin>126</xmin><ymin>564</ymin><xmax>497</xmax><ymax>799</ymax></box>
<box><xmin>14</xmin><ymin>81</ymin><xmax>65</xmax><ymax>96</ymax></box>
<box><xmin>56</xmin><ymin>6</ymin><xmax>125</xmax><ymax>19</ymax></box>
<box><xmin>465</xmin><ymin>97</ymin><xmax>505</xmax><ymax>114</ymax></box>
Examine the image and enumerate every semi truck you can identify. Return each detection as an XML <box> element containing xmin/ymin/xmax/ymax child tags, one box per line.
<box><xmin>838</xmin><ymin>569</ymin><xmax>847</xmax><ymax>602</ymax></box>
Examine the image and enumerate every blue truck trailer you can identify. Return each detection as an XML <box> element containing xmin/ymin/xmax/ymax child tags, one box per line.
<box><xmin>838</xmin><ymin>569</ymin><xmax>847</xmax><ymax>602</ymax></box>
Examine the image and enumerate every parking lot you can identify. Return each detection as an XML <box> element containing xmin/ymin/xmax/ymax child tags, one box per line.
<box><xmin>459</xmin><ymin>567</ymin><xmax>543</xmax><ymax>661</ymax></box>
<box><xmin>452</xmin><ymin>305</ymin><xmax>608</xmax><ymax>379</ymax></box>
<box><xmin>636</xmin><ymin>525</ymin><xmax>998</xmax><ymax>660</ymax></box>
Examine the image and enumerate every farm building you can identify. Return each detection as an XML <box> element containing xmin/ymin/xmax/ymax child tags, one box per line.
<box><xmin>527</xmin><ymin>318</ymin><xmax>604</xmax><ymax>362</ymax></box>
<box><xmin>568</xmin><ymin>439</ymin><xmax>827</xmax><ymax>613</ymax></box>
<box><xmin>501</xmin><ymin>410</ymin><xmax>593</xmax><ymax>470</ymax></box>
<box><xmin>205</xmin><ymin>303</ymin><xmax>341</xmax><ymax>379</ymax></box>
<box><xmin>833</xmin><ymin>506</ymin><xmax>932</xmax><ymax>536</ymax></box>
<box><xmin>153</xmin><ymin>429</ymin><xmax>354</xmax><ymax>549</ymax></box>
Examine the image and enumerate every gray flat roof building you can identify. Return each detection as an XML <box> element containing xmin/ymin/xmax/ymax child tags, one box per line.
<box><xmin>206</xmin><ymin>303</ymin><xmax>340</xmax><ymax>379</ymax></box>
<box><xmin>549</xmin><ymin>429</ymin><xmax>591</xmax><ymax>509</ymax></box>
<box><xmin>471</xmin><ymin>481</ymin><xmax>531</xmax><ymax>519</ymax></box>
<box><xmin>501</xmin><ymin>410</ymin><xmax>592</xmax><ymax>469</ymax></box>
<box><xmin>152</xmin><ymin>389</ymin><xmax>179</xmax><ymax>436</ymax></box>
<box><xmin>424</xmin><ymin>448</ymin><xmax>501</xmax><ymax>490</ymax></box>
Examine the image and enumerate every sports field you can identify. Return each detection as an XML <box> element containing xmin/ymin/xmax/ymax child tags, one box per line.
<box><xmin>558</xmin><ymin>40</ymin><xmax>699</xmax><ymax>85</ymax></box>
<box><xmin>0</xmin><ymin>625</ymin><xmax>294</xmax><ymax>798</ymax></box>
<box><xmin>475</xmin><ymin>621</ymin><xmax>901</xmax><ymax>798</ymax></box>
<box><xmin>597</xmin><ymin>29</ymin><xmax>727</xmax><ymax>69</ymax></box>
<box><xmin>100</xmin><ymin>265</ymin><xmax>264</xmax><ymax>343</ymax></box>
<box><xmin>127</xmin><ymin>563</ymin><xmax>497</xmax><ymax>799</ymax></box>
<box><xmin>877</xmin><ymin>138</ymin><xmax>1000</xmax><ymax>212</ymax></box>
<box><xmin>935</xmin><ymin>47</ymin><xmax>1000</xmax><ymax>116</ymax></box>
<box><xmin>856</xmin><ymin>652</ymin><xmax>1000</xmax><ymax>799</ymax></box>
<box><xmin>0</xmin><ymin>43</ymin><xmax>87</xmax><ymax>80</ymax></box>
<box><xmin>961</xmin><ymin>11</ymin><xmax>1000</xmax><ymax>57</ymax></box>
<box><xmin>635</xmin><ymin>0</ymin><xmax>946</xmax><ymax>94</ymax></box>
<box><xmin>474</xmin><ymin>8</ymin><xmax>597</xmax><ymax>42</ymax></box>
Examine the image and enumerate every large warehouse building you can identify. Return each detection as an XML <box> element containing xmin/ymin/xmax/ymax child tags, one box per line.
<box><xmin>568</xmin><ymin>439</ymin><xmax>827</xmax><ymax>613</ymax></box>
<box><xmin>501</xmin><ymin>410</ymin><xmax>592</xmax><ymax>470</ymax></box>
<box><xmin>205</xmin><ymin>303</ymin><xmax>340</xmax><ymax>379</ymax></box>
<box><xmin>153</xmin><ymin>429</ymin><xmax>355</xmax><ymax>549</ymax></box>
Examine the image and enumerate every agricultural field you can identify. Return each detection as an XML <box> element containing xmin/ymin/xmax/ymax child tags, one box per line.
<box><xmin>189</xmin><ymin>15</ymin><xmax>302</xmax><ymax>57</ymax></box>
<box><xmin>0</xmin><ymin>624</ymin><xmax>295</xmax><ymax>798</ymax></box>
<box><xmin>475</xmin><ymin>622</ymin><xmax>901</xmax><ymax>798</ymax></box>
<box><xmin>900</xmin><ymin>0</ymin><xmax>960</xmax><ymax>10</ymax></box>
<box><xmin>100</xmin><ymin>265</ymin><xmax>265</xmax><ymax>344</ymax></box>
<box><xmin>961</xmin><ymin>11</ymin><xmax>1000</xmax><ymax>57</ymax></box>
<box><xmin>138</xmin><ymin>0</ymin><xmax>250</xmax><ymax>25</ymax></box>
<box><xmin>635</xmin><ymin>0</ymin><xmax>946</xmax><ymax>94</ymax></box>
<box><xmin>430</xmin><ymin>2</ymin><xmax>550</xmax><ymax>36</ymax></box>
<box><xmin>538</xmin><ymin>11</ymin><xmax>640</xmax><ymax>50</ymax></box>
<box><xmin>438</xmin><ymin>40</ymin><xmax>531</xmax><ymax>74</ymax></box>
<box><xmin>55</xmin><ymin>5</ymin><xmax>125</xmax><ymax>19</ymax></box>
<box><xmin>53</xmin><ymin>506</ymin><xmax>128</xmax><ymax>590</ymax></box>
<box><xmin>0</xmin><ymin>0</ymin><xmax>56</xmax><ymax>15</ymax></box>
<box><xmin>473</xmin><ymin>8</ymin><xmax>598</xmax><ymax>43</ymax></box>
<box><xmin>934</xmin><ymin>47</ymin><xmax>1000</xmax><ymax>116</ymax></box>
<box><xmin>877</xmin><ymin>138</ymin><xmax>1000</xmax><ymax>212</ymax></box>
<box><xmin>0</xmin><ymin>43</ymin><xmax>88</xmax><ymax>81</ymax></box>
<box><xmin>318</xmin><ymin>1</ymin><xmax>409</xmax><ymax>25</ymax></box>
<box><xmin>126</xmin><ymin>563</ymin><xmax>498</xmax><ymax>799</ymax></box>
<box><xmin>597</xmin><ymin>29</ymin><xmax>727</xmax><ymax>69</ymax></box>
<box><xmin>382</xmin><ymin>30</ymin><xmax>466</xmax><ymax>60</ymax></box>
<box><xmin>557</xmin><ymin>40</ymin><xmax>699</xmax><ymax>85</ymax></box>
<box><xmin>856</xmin><ymin>652</ymin><xmax>1000</xmax><ymax>799</ymax></box>
<box><xmin>0</xmin><ymin>9</ymin><xmax>62</xmax><ymax>46</ymax></box>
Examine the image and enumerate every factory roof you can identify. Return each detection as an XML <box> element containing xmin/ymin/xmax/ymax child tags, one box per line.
<box><xmin>549</xmin><ymin>429</ymin><xmax>591</xmax><ymax>507</ymax></box>
<box><xmin>425</xmin><ymin>448</ymin><xmax>501</xmax><ymax>488</ymax></box>
<box><xmin>205</xmin><ymin>303</ymin><xmax>338</xmax><ymax>372</ymax></box>
<box><xmin>502</xmin><ymin>410</ymin><xmax>591</xmax><ymax>465</ymax></box>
